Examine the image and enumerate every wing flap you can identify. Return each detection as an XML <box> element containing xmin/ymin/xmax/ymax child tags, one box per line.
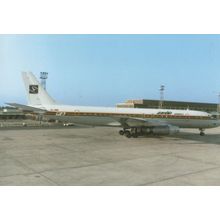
<box><xmin>113</xmin><ymin>116</ymin><xmax>168</xmax><ymax>128</ymax></box>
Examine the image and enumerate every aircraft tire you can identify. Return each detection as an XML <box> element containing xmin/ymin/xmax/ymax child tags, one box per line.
<box><xmin>125</xmin><ymin>131</ymin><xmax>131</xmax><ymax>138</ymax></box>
<box><xmin>200</xmin><ymin>132</ymin><xmax>205</xmax><ymax>136</ymax></box>
<box><xmin>132</xmin><ymin>133</ymin><xmax>138</xmax><ymax>138</ymax></box>
<box><xmin>119</xmin><ymin>130</ymin><xmax>125</xmax><ymax>135</ymax></box>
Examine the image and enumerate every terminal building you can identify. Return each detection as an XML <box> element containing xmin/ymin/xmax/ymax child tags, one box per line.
<box><xmin>117</xmin><ymin>99</ymin><xmax>218</xmax><ymax>113</ymax></box>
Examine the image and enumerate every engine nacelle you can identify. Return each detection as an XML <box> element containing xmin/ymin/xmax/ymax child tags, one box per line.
<box><xmin>141</xmin><ymin>126</ymin><xmax>179</xmax><ymax>135</ymax></box>
<box><xmin>152</xmin><ymin>126</ymin><xmax>180</xmax><ymax>135</ymax></box>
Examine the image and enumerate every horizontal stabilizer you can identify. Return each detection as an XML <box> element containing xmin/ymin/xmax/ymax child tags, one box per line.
<box><xmin>6</xmin><ymin>103</ymin><xmax>46</xmax><ymax>113</ymax></box>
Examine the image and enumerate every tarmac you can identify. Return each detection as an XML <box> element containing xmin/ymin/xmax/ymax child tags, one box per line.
<box><xmin>1</xmin><ymin>124</ymin><xmax>220</xmax><ymax>186</ymax></box>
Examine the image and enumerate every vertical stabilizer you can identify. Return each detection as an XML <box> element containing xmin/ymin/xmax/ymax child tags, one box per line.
<box><xmin>22</xmin><ymin>71</ymin><xmax>56</xmax><ymax>106</ymax></box>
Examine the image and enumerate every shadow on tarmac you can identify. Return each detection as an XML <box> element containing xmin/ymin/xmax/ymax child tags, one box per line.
<box><xmin>1</xmin><ymin>124</ymin><xmax>220</xmax><ymax>145</ymax></box>
<box><xmin>174</xmin><ymin>132</ymin><xmax>220</xmax><ymax>145</ymax></box>
<box><xmin>136</xmin><ymin>131</ymin><xmax>220</xmax><ymax>145</ymax></box>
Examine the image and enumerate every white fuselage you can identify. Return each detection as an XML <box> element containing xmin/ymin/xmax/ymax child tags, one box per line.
<box><xmin>20</xmin><ymin>72</ymin><xmax>220</xmax><ymax>133</ymax></box>
<box><xmin>33</xmin><ymin>104</ymin><xmax>220</xmax><ymax>129</ymax></box>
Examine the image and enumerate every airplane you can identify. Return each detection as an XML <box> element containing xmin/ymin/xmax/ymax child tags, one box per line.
<box><xmin>7</xmin><ymin>72</ymin><xmax>220</xmax><ymax>138</ymax></box>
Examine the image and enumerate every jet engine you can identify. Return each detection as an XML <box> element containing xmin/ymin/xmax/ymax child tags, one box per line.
<box><xmin>142</xmin><ymin>125</ymin><xmax>180</xmax><ymax>135</ymax></box>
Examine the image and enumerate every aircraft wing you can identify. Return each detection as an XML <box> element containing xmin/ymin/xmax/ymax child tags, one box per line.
<box><xmin>6</xmin><ymin>103</ymin><xmax>46</xmax><ymax>113</ymax></box>
<box><xmin>114</xmin><ymin>117</ymin><xmax>169</xmax><ymax>128</ymax></box>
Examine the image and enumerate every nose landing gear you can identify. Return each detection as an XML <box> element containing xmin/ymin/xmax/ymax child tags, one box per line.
<box><xmin>199</xmin><ymin>129</ymin><xmax>205</xmax><ymax>136</ymax></box>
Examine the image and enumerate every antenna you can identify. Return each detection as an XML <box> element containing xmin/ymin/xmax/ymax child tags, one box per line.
<box><xmin>40</xmin><ymin>72</ymin><xmax>48</xmax><ymax>90</ymax></box>
<box><xmin>159</xmin><ymin>85</ymin><xmax>165</xmax><ymax>109</ymax></box>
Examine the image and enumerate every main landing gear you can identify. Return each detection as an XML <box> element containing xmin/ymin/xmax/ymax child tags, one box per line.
<box><xmin>199</xmin><ymin>128</ymin><xmax>205</xmax><ymax>136</ymax></box>
<box><xmin>119</xmin><ymin>128</ymin><xmax>138</xmax><ymax>138</ymax></box>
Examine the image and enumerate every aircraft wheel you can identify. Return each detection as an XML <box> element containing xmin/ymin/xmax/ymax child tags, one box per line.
<box><xmin>199</xmin><ymin>129</ymin><xmax>205</xmax><ymax>136</ymax></box>
<box><xmin>125</xmin><ymin>130</ymin><xmax>131</xmax><ymax>138</ymax></box>
<box><xmin>119</xmin><ymin>130</ymin><xmax>125</xmax><ymax>136</ymax></box>
<box><xmin>200</xmin><ymin>132</ymin><xmax>205</xmax><ymax>136</ymax></box>
<box><xmin>132</xmin><ymin>133</ymin><xmax>138</xmax><ymax>138</ymax></box>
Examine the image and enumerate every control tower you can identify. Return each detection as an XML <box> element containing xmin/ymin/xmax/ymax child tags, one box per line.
<box><xmin>40</xmin><ymin>72</ymin><xmax>48</xmax><ymax>90</ymax></box>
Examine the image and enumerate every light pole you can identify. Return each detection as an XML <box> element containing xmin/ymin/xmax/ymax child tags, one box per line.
<box><xmin>159</xmin><ymin>85</ymin><xmax>165</xmax><ymax>109</ymax></box>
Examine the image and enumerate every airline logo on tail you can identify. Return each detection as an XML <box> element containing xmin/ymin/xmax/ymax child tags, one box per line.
<box><xmin>29</xmin><ymin>85</ymin><xmax>39</xmax><ymax>94</ymax></box>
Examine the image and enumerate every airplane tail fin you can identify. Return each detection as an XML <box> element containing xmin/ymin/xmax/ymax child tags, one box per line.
<box><xmin>22</xmin><ymin>71</ymin><xmax>56</xmax><ymax>106</ymax></box>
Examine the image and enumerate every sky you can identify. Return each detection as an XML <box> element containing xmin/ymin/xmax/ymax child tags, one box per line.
<box><xmin>0</xmin><ymin>34</ymin><xmax>220</xmax><ymax>107</ymax></box>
